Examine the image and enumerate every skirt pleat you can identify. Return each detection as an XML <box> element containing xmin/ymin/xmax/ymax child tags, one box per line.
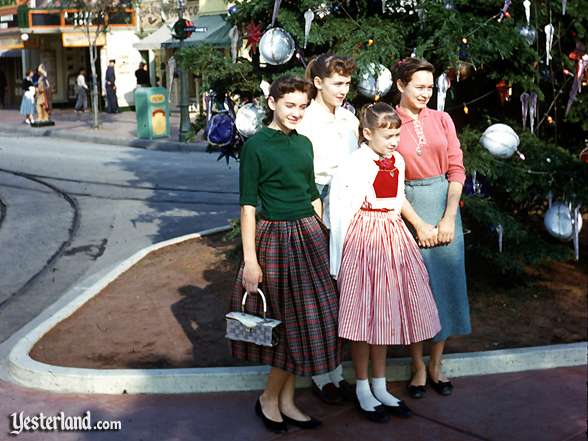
<box><xmin>230</xmin><ymin>216</ymin><xmax>340</xmax><ymax>377</ymax></box>
<box><xmin>338</xmin><ymin>210</ymin><xmax>441</xmax><ymax>345</ymax></box>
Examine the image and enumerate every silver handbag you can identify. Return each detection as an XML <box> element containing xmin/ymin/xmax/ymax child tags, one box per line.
<box><xmin>225</xmin><ymin>288</ymin><xmax>282</xmax><ymax>347</ymax></box>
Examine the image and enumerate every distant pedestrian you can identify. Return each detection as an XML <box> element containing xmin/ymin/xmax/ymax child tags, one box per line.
<box><xmin>135</xmin><ymin>61</ymin><xmax>150</xmax><ymax>87</ymax></box>
<box><xmin>19</xmin><ymin>69</ymin><xmax>35</xmax><ymax>124</ymax></box>
<box><xmin>75</xmin><ymin>68</ymin><xmax>88</xmax><ymax>113</ymax></box>
<box><xmin>0</xmin><ymin>69</ymin><xmax>7</xmax><ymax>108</ymax></box>
<box><xmin>105</xmin><ymin>59</ymin><xmax>118</xmax><ymax>113</ymax></box>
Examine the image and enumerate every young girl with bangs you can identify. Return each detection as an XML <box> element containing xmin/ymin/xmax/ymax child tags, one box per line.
<box><xmin>329</xmin><ymin>103</ymin><xmax>441</xmax><ymax>422</ymax></box>
<box><xmin>229</xmin><ymin>76</ymin><xmax>340</xmax><ymax>433</ymax></box>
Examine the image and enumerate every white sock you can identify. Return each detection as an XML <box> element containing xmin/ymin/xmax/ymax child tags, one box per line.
<box><xmin>356</xmin><ymin>379</ymin><xmax>382</xmax><ymax>411</ymax></box>
<box><xmin>329</xmin><ymin>365</ymin><xmax>344</xmax><ymax>387</ymax></box>
<box><xmin>371</xmin><ymin>377</ymin><xmax>401</xmax><ymax>406</ymax></box>
<box><xmin>312</xmin><ymin>373</ymin><xmax>332</xmax><ymax>390</ymax></box>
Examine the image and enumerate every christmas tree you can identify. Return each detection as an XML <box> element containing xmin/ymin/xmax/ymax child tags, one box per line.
<box><xmin>180</xmin><ymin>0</ymin><xmax>587</xmax><ymax>278</ymax></box>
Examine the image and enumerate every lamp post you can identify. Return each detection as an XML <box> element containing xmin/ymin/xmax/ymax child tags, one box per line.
<box><xmin>177</xmin><ymin>0</ymin><xmax>191</xmax><ymax>142</ymax></box>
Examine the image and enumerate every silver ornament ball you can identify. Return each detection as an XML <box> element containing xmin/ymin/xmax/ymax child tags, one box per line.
<box><xmin>517</xmin><ymin>25</ymin><xmax>537</xmax><ymax>45</ymax></box>
<box><xmin>357</xmin><ymin>63</ymin><xmax>393</xmax><ymax>99</ymax></box>
<box><xmin>259</xmin><ymin>27</ymin><xmax>296</xmax><ymax>66</ymax></box>
<box><xmin>544</xmin><ymin>202</ymin><xmax>583</xmax><ymax>241</ymax></box>
<box><xmin>480</xmin><ymin>123</ymin><xmax>520</xmax><ymax>158</ymax></box>
<box><xmin>235</xmin><ymin>103</ymin><xmax>265</xmax><ymax>138</ymax></box>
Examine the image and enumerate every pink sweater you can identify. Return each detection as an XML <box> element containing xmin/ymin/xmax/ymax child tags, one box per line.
<box><xmin>395</xmin><ymin>106</ymin><xmax>466</xmax><ymax>185</ymax></box>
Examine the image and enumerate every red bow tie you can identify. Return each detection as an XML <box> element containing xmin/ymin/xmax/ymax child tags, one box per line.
<box><xmin>374</xmin><ymin>157</ymin><xmax>396</xmax><ymax>171</ymax></box>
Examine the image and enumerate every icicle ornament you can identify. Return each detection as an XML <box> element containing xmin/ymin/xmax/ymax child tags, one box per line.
<box><xmin>529</xmin><ymin>92</ymin><xmax>537</xmax><ymax>134</ymax></box>
<box><xmin>229</xmin><ymin>26</ymin><xmax>239</xmax><ymax>63</ymax></box>
<box><xmin>544</xmin><ymin>23</ymin><xmax>555</xmax><ymax>65</ymax></box>
<box><xmin>496</xmin><ymin>224</ymin><xmax>504</xmax><ymax>253</ymax></box>
<box><xmin>303</xmin><ymin>9</ymin><xmax>314</xmax><ymax>49</ymax></box>
<box><xmin>572</xmin><ymin>205</ymin><xmax>581</xmax><ymax>260</ymax></box>
<box><xmin>523</xmin><ymin>0</ymin><xmax>531</xmax><ymax>24</ymax></box>
<box><xmin>520</xmin><ymin>92</ymin><xmax>529</xmax><ymax>129</ymax></box>
<box><xmin>565</xmin><ymin>54</ymin><xmax>588</xmax><ymax>115</ymax></box>
<box><xmin>436</xmin><ymin>73</ymin><xmax>451</xmax><ymax>111</ymax></box>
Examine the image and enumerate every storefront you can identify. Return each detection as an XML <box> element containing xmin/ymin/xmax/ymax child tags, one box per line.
<box><xmin>0</xmin><ymin>4</ymin><xmax>23</xmax><ymax>107</ymax></box>
<box><xmin>0</xmin><ymin>1</ymin><xmax>142</xmax><ymax>108</ymax></box>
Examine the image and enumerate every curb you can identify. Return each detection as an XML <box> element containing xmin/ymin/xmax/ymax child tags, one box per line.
<box><xmin>0</xmin><ymin>123</ymin><xmax>208</xmax><ymax>152</ymax></box>
<box><xmin>7</xmin><ymin>226</ymin><xmax>587</xmax><ymax>395</ymax></box>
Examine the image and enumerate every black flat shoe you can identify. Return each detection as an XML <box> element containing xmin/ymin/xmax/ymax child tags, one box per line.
<box><xmin>312</xmin><ymin>381</ymin><xmax>343</xmax><ymax>405</ymax></box>
<box><xmin>255</xmin><ymin>399</ymin><xmax>287</xmax><ymax>433</ymax></box>
<box><xmin>382</xmin><ymin>400</ymin><xmax>413</xmax><ymax>418</ymax></box>
<box><xmin>429</xmin><ymin>377</ymin><xmax>453</xmax><ymax>396</ymax></box>
<box><xmin>407</xmin><ymin>381</ymin><xmax>427</xmax><ymax>399</ymax></box>
<box><xmin>356</xmin><ymin>403</ymin><xmax>390</xmax><ymax>423</ymax></box>
<box><xmin>338</xmin><ymin>379</ymin><xmax>357</xmax><ymax>402</ymax></box>
<box><xmin>281</xmin><ymin>413</ymin><xmax>322</xmax><ymax>429</ymax></box>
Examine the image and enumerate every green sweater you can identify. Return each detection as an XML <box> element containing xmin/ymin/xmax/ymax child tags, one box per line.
<box><xmin>240</xmin><ymin>127</ymin><xmax>320</xmax><ymax>220</ymax></box>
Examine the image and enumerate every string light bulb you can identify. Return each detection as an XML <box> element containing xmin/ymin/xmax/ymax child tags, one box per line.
<box><xmin>463</xmin><ymin>104</ymin><xmax>469</xmax><ymax>114</ymax></box>
<box><xmin>462</xmin><ymin>37</ymin><xmax>468</xmax><ymax>44</ymax></box>
<box><xmin>547</xmin><ymin>115</ymin><xmax>554</xmax><ymax>124</ymax></box>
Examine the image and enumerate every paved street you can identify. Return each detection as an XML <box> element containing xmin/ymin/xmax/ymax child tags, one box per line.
<box><xmin>0</xmin><ymin>133</ymin><xmax>239</xmax><ymax>343</ymax></box>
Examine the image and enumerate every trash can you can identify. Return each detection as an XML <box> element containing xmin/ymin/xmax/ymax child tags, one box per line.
<box><xmin>135</xmin><ymin>87</ymin><xmax>171</xmax><ymax>139</ymax></box>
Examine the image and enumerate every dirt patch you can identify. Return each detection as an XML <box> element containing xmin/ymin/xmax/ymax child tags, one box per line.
<box><xmin>30</xmin><ymin>233</ymin><xmax>587</xmax><ymax>369</ymax></box>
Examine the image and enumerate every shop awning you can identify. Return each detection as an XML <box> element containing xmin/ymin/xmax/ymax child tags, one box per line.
<box><xmin>133</xmin><ymin>24</ymin><xmax>172</xmax><ymax>50</ymax></box>
<box><xmin>0</xmin><ymin>49</ymin><xmax>21</xmax><ymax>58</ymax></box>
<box><xmin>161</xmin><ymin>13</ymin><xmax>231</xmax><ymax>49</ymax></box>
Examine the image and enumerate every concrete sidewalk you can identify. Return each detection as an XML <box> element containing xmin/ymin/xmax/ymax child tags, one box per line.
<box><xmin>0</xmin><ymin>366</ymin><xmax>584</xmax><ymax>440</ymax></box>
<box><xmin>0</xmin><ymin>108</ymin><xmax>207</xmax><ymax>152</ymax></box>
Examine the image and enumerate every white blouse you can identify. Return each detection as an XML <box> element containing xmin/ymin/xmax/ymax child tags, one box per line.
<box><xmin>297</xmin><ymin>100</ymin><xmax>359</xmax><ymax>186</ymax></box>
<box><xmin>329</xmin><ymin>144</ymin><xmax>406</xmax><ymax>278</ymax></box>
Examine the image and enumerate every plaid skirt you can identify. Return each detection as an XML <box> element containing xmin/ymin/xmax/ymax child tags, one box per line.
<box><xmin>230</xmin><ymin>216</ymin><xmax>340</xmax><ymax>377</ymax></box>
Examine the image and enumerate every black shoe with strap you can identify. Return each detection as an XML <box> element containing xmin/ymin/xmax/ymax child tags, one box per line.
<box><xmin>429</xmin><ymin>376</ymin><xmax>454</xmax><ymax>396</ymax></box>
<box><xmin>356</xmin><ymin>403</ymin><xmax>390</xmax><ymax>423</ymax></box>
<box><xmin>312</xmin><ymin>381</ymin><xmax>344</xmax><ymax>405</ymax></box>
<box><xmin>382</xmin><ymin>400</ymin><xmax>413</xmax><ymax>418</ymax></box>
<box><xmin>407</xmin><ymin>378</ymin><xmax>427</xmax><ymax>399</ymax></box>
<box><xmin>337</xmin><ymin>379</ymin><xmax>357</xmax><ymax>402</ymax></box>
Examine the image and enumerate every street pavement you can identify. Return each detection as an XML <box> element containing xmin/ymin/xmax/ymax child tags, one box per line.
<box><xmin>0</xmin><ymin>108</ymin><xmax>206</xmax><ymax>151</ymax></box>
<box><xmin>0</xmin><ymin>367</ymin><xmax>584</xmax><ymax>440</ymax></box>
<box><xmin>0</xmin><ymin>133</ymin><xmax>239</xmax><ymax>343</ymax></box>
<box><xmin>0</xmin><ymin>108</ymin><xmax>585</xmax><ymax>441</ymax></box>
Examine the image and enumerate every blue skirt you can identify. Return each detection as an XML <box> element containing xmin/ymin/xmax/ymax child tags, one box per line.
<box><xmin>20</xmin><ymin>95</ymin><xmax>35</xmax><ymax>116</ymax></box>
<box><xmin>405</xmin><ymin>175</ymin><xmax>471</xmax><ymax>341</ymax></box>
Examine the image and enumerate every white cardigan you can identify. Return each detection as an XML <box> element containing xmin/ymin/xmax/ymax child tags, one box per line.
<box><xmin>329</xmin><ymin>144</ymin><xmax>406</xmax><ymax>278</ymax></box>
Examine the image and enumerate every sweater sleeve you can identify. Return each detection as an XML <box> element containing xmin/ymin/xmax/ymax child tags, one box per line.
<box><xmin>441</xmin><ymin>112</ymin><xmax>466</xmax><ymax>185</ymax></box>
<box><xmin>239</xmin><ymin>139</ymin><xmax>260</xmax><ymax>207</ymax></box>
<box><xmin>306</xmin><ymin>139</ymin><xmax>320</xmax><ymax>201</ymax></box>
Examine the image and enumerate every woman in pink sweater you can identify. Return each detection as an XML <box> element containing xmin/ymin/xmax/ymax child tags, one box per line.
<box><xmin>393</xmin><ymin>58</ymin><xmax>471</xmax><ymax>399</ymax></box>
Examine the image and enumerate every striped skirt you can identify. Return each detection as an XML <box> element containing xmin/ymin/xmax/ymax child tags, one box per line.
<box><xmin>338</xmin><ymin>209</ymin><xmax>441</xmax><ymax>345</ymax></box>
<box><xmin>230</xmin><ymin>216</ymin><xmax>340</xmax><ymax>377</ymax></box>
<box><xmin>405</xmin><ymin>175</ymin><xmax>471</xmax><ymax>341</ymax></box>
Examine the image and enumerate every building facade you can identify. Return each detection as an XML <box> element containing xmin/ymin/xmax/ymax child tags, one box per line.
<box><xmin>0</xmin><ymin>0</ymin><xmax>145</xmax><ymax>108</ymax></box>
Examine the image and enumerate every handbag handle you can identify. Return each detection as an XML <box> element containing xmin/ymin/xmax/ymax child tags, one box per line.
<box><xmin>241</xmin><ymin>288</ymin><xmax>267</xmax><ymax>318</ymax></box>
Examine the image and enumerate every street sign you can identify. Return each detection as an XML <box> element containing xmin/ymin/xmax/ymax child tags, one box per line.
<box><xmin>172</xmin><ymin>18</ymin><xmax>194</xmax><ymax>40</ymax></box>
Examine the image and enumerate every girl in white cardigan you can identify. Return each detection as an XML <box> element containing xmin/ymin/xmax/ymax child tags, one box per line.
<box><xmin>329</xmin><ymin>103</ymin><xmax>441</xmax><ymax>422</ymax></box>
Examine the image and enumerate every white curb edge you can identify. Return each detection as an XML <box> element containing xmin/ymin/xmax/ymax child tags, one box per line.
<box><xmin>7</xmin><ymin>226</ymin><xmax>587</xmax><ymax>395</ymax></box>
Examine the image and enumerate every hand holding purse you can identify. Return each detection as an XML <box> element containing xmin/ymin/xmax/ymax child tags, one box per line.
<box><xmin>225</xmin><ymin>288</ymin><xmax>282</xmax><ymax>347</ymax></box>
